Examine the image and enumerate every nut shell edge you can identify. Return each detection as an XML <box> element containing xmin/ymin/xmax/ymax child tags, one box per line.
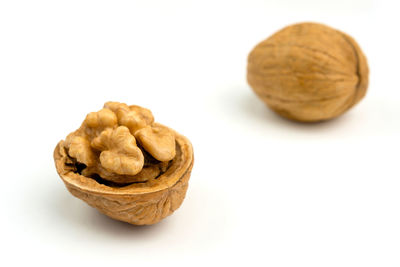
<box><xmin>54</xmin><ymin>126</ymin><xmax>194</xmax><ymax>225</ymax></box>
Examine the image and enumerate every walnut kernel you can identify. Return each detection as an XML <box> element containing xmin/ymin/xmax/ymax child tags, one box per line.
<box><xmin>62</xmin><ymin>102</ymin><xmax>176</xmax><ymax>184</ymax></box>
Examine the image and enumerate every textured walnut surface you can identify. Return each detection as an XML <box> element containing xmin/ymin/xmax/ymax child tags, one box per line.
<box><xmin>63</xmin><ymin>102</ymin><xmax>176</xmax><ymax>184</ymax></box>
<box><xmin>247</xmin><ymin>22</ymin><xmax>369</xmax><ymax>122</ymax></box>
<box><xmin>54</xmin><ymin>102</ymin><xmax>194</xmax><ymax>225</ymax></box>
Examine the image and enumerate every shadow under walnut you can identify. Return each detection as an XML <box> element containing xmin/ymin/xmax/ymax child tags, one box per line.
<box><xmin>54</xmin><ymin>127</ymin><xmax>194</xmax><ymax>226</ymax></box>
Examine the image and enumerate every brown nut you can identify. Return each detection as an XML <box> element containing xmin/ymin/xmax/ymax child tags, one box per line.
<box><xmin>103</xmin><ymin>101</ymin><xmax>129</xmax><ymax>113</ymax></box>
<box><xmin>53</xmin><ymin>102</ymin><xmax>194</xmax><ymax>225</ymax></box>
<box><xmin>247</xmin><ymin>22</ymin><xmax>369</xmax><ymax>122</ymax></box>
<box><xmin>91</xmin><ymin>126</ymin><xmax>144</xmax><ymax>176</ymax></box>
<box><xmin>85</xmin><ymin>108</ymin><xmax>117</xmax><ymax>128</ymax></box>
<box><xmin>135</xmin><ymin>125</ymin><xmax>176</xmax><ymax>162</ymax></box>
<box><xmin>116</xmin><ymin>105</ymin><xmax>154</xmax><ymax>134</ymax></box>
<box><xmin>54</xmin><ymin>128</ymin><xmax>193</xmax><ymax>225</ymax></box>
<box><xmin>65</xmin><ymin>135</ymin><xmax>96</xmax><ymax>167</ymax></box>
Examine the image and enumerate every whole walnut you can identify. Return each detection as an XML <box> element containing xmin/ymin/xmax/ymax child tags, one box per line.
<box><xmin>247</xmin><ymin>22</ymin><xmax>369</xmax><ymax>122</ymax></box>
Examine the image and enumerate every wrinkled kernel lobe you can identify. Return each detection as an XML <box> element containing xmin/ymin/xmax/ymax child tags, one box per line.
<box><xmin>63</xmin><ymin>101</ymin><xmax>176</xmax><ymax>184</ymax></box>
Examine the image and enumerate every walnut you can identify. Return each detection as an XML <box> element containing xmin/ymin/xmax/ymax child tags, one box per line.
<box><xmin>116</xmin><ymin>104</ymin><xmax>154</xmax><ymax>134</ymax></box>
<box><xmin>247</xmin><ymin>22</ymin><xmax>369</xmax><ymax>122</ymax></box>
<box><xmin>103</xmin><ymin>101</ymin><xmax>129</xmax><ymax>113</ymax></box>
<box><xmin>135</xmin><ymin>125</ymin><xmax>176</xmax><ymax>162</ymax></box>
<box><xmin>85</xmin><ymin>108</ymin><xmax>117</xmax><ymax>128</ymax></box>
<box><xmin>91</xmin><ymin>126</ymin><xmax>144</xmax><ymax>176</ymax></box>
<box><xmin>53</xmin><ymin>102</ymin><xmax>194</xmax><ymax>225</ymax></box>
<box><xmin>83</xmin><ymin>108</ymin><xmax>118</xmax><ymax>138</ymax></box>
<box><xmin>65</xmin><ymin>135</ymin><xmax>96</xmax><ymax>167</ymax></box>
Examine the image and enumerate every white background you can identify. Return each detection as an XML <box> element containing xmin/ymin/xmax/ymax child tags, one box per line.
<box><xmin>1</xmin><ymin>0</ymin><xmax>399</xmax><ymax>266</ymax></box>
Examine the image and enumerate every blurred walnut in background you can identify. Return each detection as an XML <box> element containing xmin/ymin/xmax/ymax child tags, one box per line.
<box><xmin>247</xmin><ymin>22</ymin><xmax>369</xmax><ymax>122</ymax></box>
<box><xmin>54</xmin><ymin>102</ymin><xmax>193</xmax><ymax>225</ymax></box>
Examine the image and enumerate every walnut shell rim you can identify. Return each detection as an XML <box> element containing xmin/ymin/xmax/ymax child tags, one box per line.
<box><xmin>54</xmin><ymin>126</ymin><xmax>194</xmax><ymax>225</ymax></box>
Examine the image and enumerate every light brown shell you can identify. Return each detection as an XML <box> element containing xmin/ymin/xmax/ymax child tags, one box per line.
<box><xmin>247</xmin><ymin>22</ymin><xmax>369</xmax><ymax>122</ymax></box>
<box><xmin>54</xmin><ymin>128</ymin><xmax>194</xmax><ymax>225</ymax></box>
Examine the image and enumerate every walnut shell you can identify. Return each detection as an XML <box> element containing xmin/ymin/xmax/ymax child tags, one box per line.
<box><xmin>247</xmin><ymin>22</ymin><xmax>369</xmax><ymax>122</ymax></box>
<box><xmin>54</xmin><ymin>126</ymin><xmax>193</xmax><ymax>225</ymax></box>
